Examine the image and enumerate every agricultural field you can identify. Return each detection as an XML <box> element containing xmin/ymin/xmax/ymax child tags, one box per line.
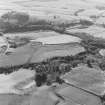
<box><xmin>1</xmin><ymin>0</ymin><xmax>105</xmax><ymax>105</ymax></box>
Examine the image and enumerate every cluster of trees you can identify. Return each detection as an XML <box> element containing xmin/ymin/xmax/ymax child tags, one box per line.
<box><xmin>0</xmin><ymin>51</ymin><xmax>102</xmax><ymax>87</ymax></box>
<box><xmin>33</xmin><ymin>54</ymin><xmax>87</xmax><ymax>87</ymax></box>
<box><xmin>34</xmin><ymin>60</ymin><xmax>72</xmax><ymax>87</ymax></box>
<box><xmin>0</xmin><ymin>11</ymin><xmax>29</xmax><ymax>31</ymax></box>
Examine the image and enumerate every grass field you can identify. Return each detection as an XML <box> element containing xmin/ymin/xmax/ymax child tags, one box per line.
<box><xmin>0</xmin><ymin>42</ymin><xmax>84</xmax><ymax>67</ymax></box>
